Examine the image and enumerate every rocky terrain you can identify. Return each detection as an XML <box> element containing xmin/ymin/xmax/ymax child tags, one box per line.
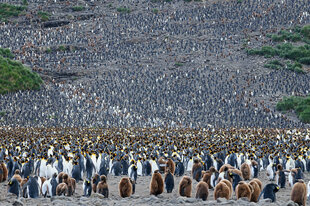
<box><xmin>0</xmin><ymin>0</ymin><xmax>309</xmax><ymax>128</ymax></box>
<box><xmin>0</xmin><ymin>171</ymin><xmax>309</xmax><ymax>206</ymax></box>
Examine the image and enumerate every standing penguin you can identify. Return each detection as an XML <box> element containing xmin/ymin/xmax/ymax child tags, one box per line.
<box><xmin>143</xmin><ymin>158</ymin><xmax>152</xmax><ymax>176</ymax></box>
<box><xmin>71</xmin><ymin>161</ymin><xmax>81</xmax><ymax>183</ymax></box>
<box><xmin>175</xmin><ymin>159</ymin><xmax>185</xmax><ymax>176</ymax></box>
<box><xmin>236</xmin><ymin>181</ymin><xmax>253</xmax><ymax>201</ymax></box>
<box><xmin>258</xmin><ymin>183</ymin><xmax>279</xmax><ymax>202</ymax></box>
<box><xmin>23</xmin><ymin>176</ymin><xmax>40</xmax><ymax>198</ymax></box>
<box><xmin>192</xmin><ymin>159</ymin><xmax>202</xmax><ymax>182</ymax></box>
<box><xmin>251</xmin><ymin>160</ymin><xmax>259</xmax><ymax>178</ymax></box>
<box><xmin>111</xmin><ymin>160</ymin><xmax>122</xmax><ymax>176</ymax></box>
<box><xmin>164</xmin><ymin>169</ymin><xmax>174</xmax><ymax>193</ymax></box>
<box><xmin>266</xmin><ymin>163</ymin><xmax>276</xmax><ymax>181</ymax></box>
<box><xmin>241</xmin><ymin>162</ymin><xmax>251</xmax><ymax>180</ymax></box>
<box><xmin>291</xmin><ymin>180</ymin><xmax>307</xmax><ymax>206</ymax></box>
<box><xmin>129</xmin><ymin>165</ymin><xmax>138</xmax><ymax>182</ymax></box>
<box><xmin>229</xmin><ymin>172</ymin><xmax>243</xmax><ymax>191</ymax></box>
<box><xmin>165</xmin><ymin>158</ymin><xmax>175</xmax><ymax>175</ymax></box>
<box><xmin>119</xmin><ymin>177</ymin><xmax>132</xmax><ymax>198</ymax></box>
<box><xmin>7</xmin><ymin>178</ymin><xmax>20</xmax><ymax>197</ymax></box>
<box><xmin>83</xmin><ymin>179</ymin><xmax>92</xmax><ymax>197</ymax></box>
<box><xmin>275</xmin><ymin>164</ymin><xmax>286</xmax><ymax>188</ymax></box>
<box><xmin>179</xmin><ymin>176</ymin><xmax>192</xmax><ymax>197</ymax></box>
<box><xmin>85</xmin><ymin>153</ymin><xmax>95</xmax><ymax>180</ymax></box>
<box><xmin>195</xmin><ymin>181</ymin><xmax>209</xmax><ymax>201</ymax></box>
<box><xmin>0</xmin><ymin>160</ymin><xmax>8</xmax><ymax>182</ymax></box>
<box><xmin>150</xmin><ymin>170</ymin><xmax>164</xmax><ymax>196</ymax></box>
<box><xmin>92</xmin><ymin>174</ymin><xmax>100</xmax><ymax>193</ymax></box>
<box><xmin>97</xmin><ymin>175</ymin><xmax>109</xmax><ymax>198</ymax></box>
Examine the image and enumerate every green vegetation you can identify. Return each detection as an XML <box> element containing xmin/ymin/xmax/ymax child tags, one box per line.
<box><xmin>0</xmin><ymin>48</ymin><xmax>43</xmax><ymax>94</ymax></box>
<box><xmin>37</xmin><ymin>11</ymin><xmax>50</xmax><ymax>22</ymax></box>
<box><xmin>58</xmin><ymin>45</ymin><xmax>66</xmax><ymax>51</ymax></box>
<box><xmin>0</xmin><ymin>111</ymin><xmax>5</xmax><ymax>117</ymax></box>
<box><xmin>72</xmin><ymin>6</ymin><xmax>85</xmax><ymax>12</ymax></box>
<box><xmin>152</xmin><ymin>8</ymin><xmax>159</xmax><ymax>14</ymax></box>
<box><xmin>45</xmin><ymin>48</ymin><xmax>52</xmax><ymax>53</ymax></box>
<box><xmin>116</xmin><ymin>7</ymin><xmax>131</xmax><ymax>14</ymax></box>
<box><xmin>174</xmin><ymin>62</ymin><xmax>184</xmax><ymax>67</ymax></box>
<box><xmin>276</xmin><ymin>96</ymin><xmax>310</xmax><ymax>123</ymax></box>
<box><xmin>22</xmin><ymin>0</ymin><xmax>28</xmax><ymax>6</ymax></box>
<box><xmin>0</xmin><ymin>48</ymin><xmax>14</xmax><ymax>59</ymax></box>
<box><xmin>0</xmin><ymin>3</ymin><xmax>26</xmax><ymax>22</ymax></box>
<box><xmin>247</xmin><ymin>24</ymin><xmax>310</xmax><ymax>73</ymax></box>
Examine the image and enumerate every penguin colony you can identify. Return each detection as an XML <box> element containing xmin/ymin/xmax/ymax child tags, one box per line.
<box><xmin>1</xmin><ymin>127</ymin><xmax>309</xmax><ymax>205</ymax></box>
<box><xmin>0</xmin><ymin>0</ymin><xmax>310</xmax><ymax>130</ymax></box>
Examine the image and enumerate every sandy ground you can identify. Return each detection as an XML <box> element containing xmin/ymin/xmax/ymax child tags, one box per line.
<box><xmin>0</xmin><ymin>170</ymin><xmax>308</xmax><ymax>206</ymax></box>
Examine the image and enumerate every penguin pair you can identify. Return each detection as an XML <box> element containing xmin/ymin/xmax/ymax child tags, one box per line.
<box><xmin>42</xmin><ymin>173</ymin><xmax>58</xmax><ymax>197</ymax></box>
<box><xmin>229</xmin><ymin>171</ymin><xmax>243</xmax><ymax>191</ymax></box>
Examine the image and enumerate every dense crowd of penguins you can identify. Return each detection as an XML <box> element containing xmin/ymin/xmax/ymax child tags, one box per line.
<box><xmin>0</xmin><ymin>0</ymin><xmax>310</xmax><ymax>128</ymax></box>
<box><xmin>0</xmin><ymin>127</ymin><xmax>309</xmax><ymax>205</ymax></box>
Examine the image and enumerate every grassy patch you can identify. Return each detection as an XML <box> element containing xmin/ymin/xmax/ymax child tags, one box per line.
<box><xmin>37</xmin><ymin>11</ymin><xmax>50</xmax><ymax>22</ymax></box>
<box><xmin>0</xmin><ymin>48</ymin><xmax>14</xmax><ymax>59</ymax></box>
<box><xmin>152</xmin><ymin>8</ymin><xmax>159</xmax><ymax>14</ymax></box>
<box><xmin>0</xmin><ymin>3</ymin><xmax>26</xmax><ymax>22</ymax></box>
<box><xmin>58</xmin><ymin>45</ymin><xmax>66</xmax><ymax>52</ymax></box>
<box><xmin>116</xmin><ymin>7</ymin><xmax>131</xmax><ymax>14</ymax></box>
<box><xmin>72</xmin><ymin>6</ymin><xmax>85</xmax><ymax>12</ymax></box>
<box><xmin>276</xmin><ymin>96</ymin><xmax>310</xmax><ymax>123</ymax></box>
<box><xmin>247</xmin><ymin>24</ymin><xmax>310</xmax><ymax>73</ymax></box>
<box><xmin>0</xmin><ymin>49</ymin><xmax>43</xmax><ymax>94</ymax></box>
<box><xmin>174</xmin><ymin>62</ymin><xmax>184</xmax><ymax>67</ymax></box>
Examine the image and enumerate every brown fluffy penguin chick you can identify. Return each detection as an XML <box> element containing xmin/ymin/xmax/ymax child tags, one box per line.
<box><xmin>249</xmin><ymin>180</ymin><xmax>261</xmax><ymax>202</ymax></box>
<box><xmin>291</xmin><ymin>180</ymin><xmax>307</xmax><ymax>206</ymax></box>
<box><xmin>202</xmin><ymin>171</ymin><xmax>212</xmax><ymax>189</ymax></box>
<box><xmin>56</xmin><ymin>183</ymin><xmax>68</xmax><ymax>196</ymax></box>
<box><xmin>92</xmin><ymin>173</ymin><xmax>100</xmax><ymax>193</ymax></box>
<box><xmin>214</xmin><ymin>181</ymin><xmax>230</xmax><ymax>200</ymax></box>
<box><xmin>0</xmin><ymin>162</ymin><xmax>8</xmax><ymax>182</ymax></box>
<box><xmin>241</xmin><ymin>163</ymin><xmax>251</xmax><ymax>180</ymax></box>
<box><xmin>165</xmin><ymin>158</ymin><xmax>175</xmax><ymax>175</ymax></box>
<box><xmin>57</xmin><ymin>172</ymin><xmax>65</xmax><ymax>183</ymax></box>
<box><xmin>251</xmin><ymin>178</ymin><xmax>263</xmax><ymax>190</ymax></box>
<box><xmin>150</xmin><ymin>170</ymin><xmax>164</xmax><ymax>196</ymax></box>
<box><xmin>219</xmin><ymin>164</ymin><xmax>234</xmax><ymax>173</ymax></box>
<box><xmin>97</xmin><ymin>175</ymin><xmax>109</xmax><ymax>198</ymax></box>
<box><xmin>63</xmin><ymin>174</ymin><xmax>74</xmax><ymax>196</ymax></box>
<box><xmin>236</xmin><ymin>181</ymin><xmax>252</xmax><ymax>201</ymax></box>
<box><xmin>119</xmin><ymin>177</ymin><xmax>132</xmax><ymax>198</ymax></box>
<box><xmin>179</xmin><ymin>176</ymin><xmax>192</xmax><ymax>197</ymax></box>
<box><xmin>12</xmin><ymin>169</ymin><xmax>22</xmax><ymax>183</ymax></box>
<box><xmin>20</xmin><ymin>177</ymin><xmax>28</xmax><ymax>188</ymax></box>
<box><xmin>192</xmin><ymin>159</ymin><xmax>202</xmax><ymax>182</ymax></box>
<box><xmin>70</xmin><ymin>177</ymin><xmax>76</xmax><ymax>193</ymax></box>
<box><xmin>195</xmin><ymin>181</ymin><xmax>209</xmax><ymax>201</ymax></box>
<box><xmin>221</xmin><ymin>179</ymin><xmax>233</xmax><ymax>199</ymax></box>
<box><xmin>158</xmin><ymin>157</ymin><xmax>166</xmax><ymax>173</ymax></box>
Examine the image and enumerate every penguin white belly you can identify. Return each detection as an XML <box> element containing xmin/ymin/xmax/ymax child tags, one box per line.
<box><xmin>251</xmin><ymin>166</ymin><xmax>255</xmax><ymax>178</ymax></box>
<box><xmin>39</xmin><ymin>160</ymin><xmax>47</xmax><ymax>177</ymax></box>
<box><xmin>109</xmin><ymin>160</ymin><xmax>113</xmax><ymax>173</ymax></box>
<box><xmin>218</xmin><ymin>172</ymin><xmax>225</xmax><ymax>181</ymax></box>
<box><xmin>266</xmin><ymin>165</ymin><xmax>274</xmax><ymax>180</ymax></box>
<box><xmin>187</xmin><ymin>159</ymin><xmax>193</xmax><ymax>171</ymax></box>
<box><xmin>210</xmin><ymin>173</ymin><xmax>216</xmax><ymax>188</ymax></box>
<box><xmin>213</xmin><ymin>160</ymin><xmax>218</xmax><ymax>171</ymax></box>
<box><xmin>137</xmin><ymin>161</ymin><xmax>143</xmax><ymax>176</ymax></box>
<box><xmin>128</xmin><ymin>165</ymin><xmax>134</xmax><ymax>176</ymax></box>
<box><xmin>259</xmin><ymin>159</ymin><xmax>264</xmax><ymax>171</ymax></box>
<box><xmin>151</xmin><ymin>160</ymin><xmax>158</xmax><ymax>173</ymax></box>
<box><xmin>288</xmin><ymin>172</ymin><xmax>294</xmax><ymax>187</ymax></box>
<box><xmin>224</xmin><ymin>156</ymin><xmax>229</xmax><ymax>164</ymax></box>
<box><xmin>42</xmin><ymin>179</ymin><xmax>50</xmax><ymax>197</ymax></box>
<box><xmin>275</xmin><ymin>173</ymin><xmax>279</xmax><ymax>185</ymax></box>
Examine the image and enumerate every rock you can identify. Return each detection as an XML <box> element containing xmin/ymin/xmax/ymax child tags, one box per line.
<box><xmin>216</xmin><ymin>198</ymin><xmax>228</xmax><ymax>203</ymax></box>
<box><xmin>237</xmin><ymin>197</ymin><xmax>250</xmax><ymax>202</ymax></box>
<box><xmin>184</xmin><ymin>198</ymin><xmax>196</xmax><ymax>203</ymax></box>
<box><xmin>12</xmin><ymin>200</ymin><xmax>24</xmax><ymax>206</ymax></box>
<box><xmin>284</xmin><ymin>201</ymin><xmax>298</xmax><ymax>206</ymax></box>
<box><xmin>6</xmin><ymin>193</ymin><xmax>18</xmax><ymax>200</ymax></box>
<box><xmin>43</xmin><ymin>20</ymin><xmax>70</xmax><ymax>28</ymax></box>
<box><xmin>90</xmin><ymin>193</ymin><xmax>106</xmax><ymax>199</ymax></box>
<box><xmin>259</xmin><ymin>198</ymin><xmax>272</xmax><ymax>203</ymax></box>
